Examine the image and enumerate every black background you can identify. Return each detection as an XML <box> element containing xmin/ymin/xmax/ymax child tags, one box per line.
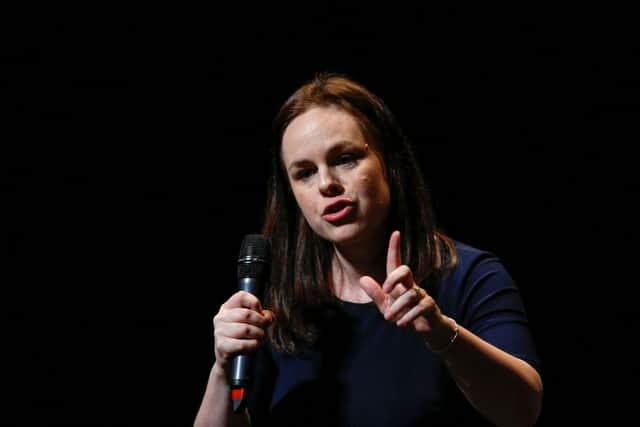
<box><xmin>4</xmin><ymin>5</ymin><xmax>639</xmax><ymax>425</ymax></box>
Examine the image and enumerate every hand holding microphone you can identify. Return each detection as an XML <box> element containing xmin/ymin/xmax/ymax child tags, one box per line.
<box><xmin>212</xmin><ymin>234</ymin><xmax>273</xmax><ymax>413</ymax></box>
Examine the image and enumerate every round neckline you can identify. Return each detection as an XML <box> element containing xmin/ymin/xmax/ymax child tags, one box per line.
<box><xmin>338</xmin><ymin>299</ymin><xmax>377</xmax><ymax>315</ymax></box>
<box><xmin>339</xmin><ymin>299</ymin><xmax>375</xmax><ymax>306</ymax></box>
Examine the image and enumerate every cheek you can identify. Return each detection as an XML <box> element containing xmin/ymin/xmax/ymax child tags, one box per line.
<box><xmin>358</xmin><ymin>172</ymin><xmax>390</xmax><ymax>205</ymax></box>
<box><xmin>292</xmin><ymin>189</ymin><xmax>315</xmax><ymax>219</ymax></box>
<box><xmin>375</xmin><ymin>181</ymin><xmax>391</xmax><ymax>209</ymax></box>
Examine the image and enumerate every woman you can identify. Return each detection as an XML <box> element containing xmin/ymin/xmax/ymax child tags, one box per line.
<box><xmin>195</xmin><ymin>73</ymin><xmax>543</xmax><ymax>426</ymax></box>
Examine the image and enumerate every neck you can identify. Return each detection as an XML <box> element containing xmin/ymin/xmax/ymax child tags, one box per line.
<box><xmin>330</xmin><ymin>235</ymin><xmax>387</xmax><ymax>303</ymax></box>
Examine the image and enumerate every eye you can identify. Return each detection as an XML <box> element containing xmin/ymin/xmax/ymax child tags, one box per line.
<box><xmin>335</xmin><ymin>152</ymin><xmax>358</xmax><ymax>166</ymax></box>
<box><xmin>293</xmin><ymin>168</ymin><xmax>314</xmax><ymax>181</ymax></box>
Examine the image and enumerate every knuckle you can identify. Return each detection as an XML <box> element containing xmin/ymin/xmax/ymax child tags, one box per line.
<box><xmin>398</xmin><ymin>265</ymin><xmax>411</xmax><ymax>276</ymax></box>
<box><xmin>238</xmin><ymin>340</ymin><xmax>257</xmax><ymax>352</ymax></box>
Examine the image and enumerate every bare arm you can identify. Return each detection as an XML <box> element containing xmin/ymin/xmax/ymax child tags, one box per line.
<box><xmin>194</xmin><ymin>362</ymin><xmax>251</xmax><ymax>427</ymax></box>
<box><xmin>428</xmin><ymin>317</ymin><xmax>542</xmax><ymax>427</ymax></box>
<box><xmin>361</xmin><ymin>283</ymin><xmax>543</xmax><ymax>426</ymax></box>
<box><xmin>359</xmin><ymin>231</ymin><xmax>543</xmax><ymax>427</ymax></box>
<box><xmin>194</xmin><ymin>291</ymin><xmax>274</xmax><ymax>427</ymax></box>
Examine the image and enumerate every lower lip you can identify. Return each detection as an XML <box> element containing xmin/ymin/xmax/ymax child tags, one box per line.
<box><xmin>322</xmin><ymin>205</ymin><xmax>354</xmax><ymax>222</ymax></box>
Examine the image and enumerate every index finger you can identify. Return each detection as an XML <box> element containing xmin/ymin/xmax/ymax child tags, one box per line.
<box><xmin>223</xmin><ymin>290</ymin><xmax>263</xmax><ymax>312</ymax></box>
<box><xmin>386</xmin><ymin>230</ymin><xmax>401</xmax><ymax>275</ymax></box>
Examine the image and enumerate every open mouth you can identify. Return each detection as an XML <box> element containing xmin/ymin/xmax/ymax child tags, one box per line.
<box><xmin>322</xmin><ymin>200</ymin><xmax>354</xmax><ymax>222</ymax></box>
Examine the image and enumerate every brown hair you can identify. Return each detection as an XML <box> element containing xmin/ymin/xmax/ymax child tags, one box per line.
<box><xmin>262</xmin><ymin>72</ymin><xmax>457</xmax><ymax>354</ymax></box>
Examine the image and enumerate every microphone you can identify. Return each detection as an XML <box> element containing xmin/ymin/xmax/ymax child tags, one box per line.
<box><xmin>230</xmin><ymin>234</ymin><xmax>271</xmax><ymax>413</ymax></box>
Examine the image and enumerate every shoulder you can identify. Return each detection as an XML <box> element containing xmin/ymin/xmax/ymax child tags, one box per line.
<box><xmin>437</xmin><ymin>239</ymin><xmax>521</xmax><ymax>315</ymax></box>
<box><xmin>443</xmin><ymin>240</ymin><xmax>540</xmax><ymax>370</ymax></box>
<box><xmin>449</xmin><ymin>239</ymin><xmax>512</xmax><ymax>281</ymax></box>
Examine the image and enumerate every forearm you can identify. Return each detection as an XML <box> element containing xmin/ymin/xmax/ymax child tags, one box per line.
<box><xmin>437</xmin><ymin>324</ymin><xmax>543</xmax><ymax>427</ymax></box>
<box><xmin>194</xmin><ymin>362</ymin><xmax>251</xmax><ymax>427</ymax></box>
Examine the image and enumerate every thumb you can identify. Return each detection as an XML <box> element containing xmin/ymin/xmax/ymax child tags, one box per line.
<box><xmin>262</xmin><ymin>309</ymin><xmax>275</xmax><ymax>325</ymax></box>
<box><xmin>359</xmin><ymin>276</ymin><xmax>389</xmax><ymax>313</ymax></box>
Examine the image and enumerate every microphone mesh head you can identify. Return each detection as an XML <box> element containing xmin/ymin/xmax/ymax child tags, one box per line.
<box><xmin>238</xmin><ymin>234</ymin><xmax>270</xmax><ymax>260</ymax></box>
<box><xmin>237</xmin><ymin>234</ymin><xmax>271</xmax><ymax>279</ymax></box>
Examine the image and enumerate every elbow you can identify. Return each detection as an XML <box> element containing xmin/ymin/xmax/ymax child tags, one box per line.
<box><xmin>527</xmin><ymin>374</ymin><xmax>544</xmax><ymax>426</ymax></box>
<box><xmin>494</xmin><ymin>367</ymin><xmax>544</xmax><ymax>427</ymax></box>
<box><xmin>513</xmin><ymin>369</ymin><xmax>544</xmax><ymax>427</ymax></box>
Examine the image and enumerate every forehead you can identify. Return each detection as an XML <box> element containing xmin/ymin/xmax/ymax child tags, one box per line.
<box><xmin>281</xmin><ymin>107</ymin><xmax>365</xmax><ymax>158</ymax></box>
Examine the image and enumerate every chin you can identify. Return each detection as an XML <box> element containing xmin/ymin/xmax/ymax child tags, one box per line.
<box><xmin>322</xmin><ymin>223</ymin><xmax>368</xmax><ymax>246</ymax></box>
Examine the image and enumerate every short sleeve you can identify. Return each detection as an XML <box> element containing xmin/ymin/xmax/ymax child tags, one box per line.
<box><xmin>437</xmin><ymin>243</ymin><xmax>541</xmax><ymax>372</ymax></box>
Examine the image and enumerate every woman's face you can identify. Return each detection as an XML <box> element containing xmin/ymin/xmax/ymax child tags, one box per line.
<box><xmin>281</xmin><ymin>106</ymin><xmax>390</xmax><ymax>247</ymax></box>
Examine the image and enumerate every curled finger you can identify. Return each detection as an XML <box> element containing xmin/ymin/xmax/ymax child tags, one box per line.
<box><xmin>225</xmin><ymin>307</ymin><xmax>273</xmax><ymax>327</ymax></box>
<box><xmin>382</xmin><ymin>265</ymin><xmax>414</xmax><ymax>294</ymax></box>
<box><xmin>396</xmin><ymin>290</ymin><xmax>437</xmax><ymax>327</ymax></box>
<box><xmin>396</xmin><ymin>300</ymin><xmax>433</xmax><ymax>327</ymax></box>
<box><xmin>215</xmin><ymin>322</ymin><xmax>267</xmax><ymax>340</ymax></box>
<box><xmin>215</xmin><ymin>336</ymin><xmax>262</xmax><ymax>361</ymax></box>
<box><xmin>384</xmin><ymin>287</ymin><xmax>421</xmax><ymax>322</ymax></box>
<box><xmin>222</xmin><ymin>290</ymin><xmax>264</xmax><ymax>312</ymax></box>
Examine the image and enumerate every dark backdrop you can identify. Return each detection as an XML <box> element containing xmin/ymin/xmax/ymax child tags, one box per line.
<box><xmin>4</xmin><ymin>5</ymin><xmax>639</xmax><ymax>425</ymax></box>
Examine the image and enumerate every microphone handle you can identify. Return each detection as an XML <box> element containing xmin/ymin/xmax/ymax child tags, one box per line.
<box><xmin>230</xmin><ymin>354</ymin><xmax>251</xmax><ymax>388</ymax></box>
<box><xmin>237</xmin><ymin>276</ymin><xmax>262</xmax><ymax>296</ymax></box>
<box><xmin>230</xmin><ymin>276</ymin><xmax>263</xmax><ymax>388</ymax></box>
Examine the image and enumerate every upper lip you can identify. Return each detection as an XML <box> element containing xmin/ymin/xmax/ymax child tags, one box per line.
<box><xmin>322</xmin><ymin>199</ymin><xmax>353</xmax><ymax>215</ymax></box>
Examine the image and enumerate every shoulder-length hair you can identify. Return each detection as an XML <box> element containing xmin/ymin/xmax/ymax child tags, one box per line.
<box><xmin>261</xmin><ymin>72</ymin><xmax>456</xmax><ymax>354</ymax></box>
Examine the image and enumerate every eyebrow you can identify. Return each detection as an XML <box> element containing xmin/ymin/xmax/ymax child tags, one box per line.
<box><xmin>286</xmin><ymin>140</ymin><xmax>359</xmax><ymax>172</ymax></box>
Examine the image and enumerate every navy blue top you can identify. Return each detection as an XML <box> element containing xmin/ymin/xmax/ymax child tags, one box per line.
<box><xmin>247</xmin><ymin>240</ymin><xmax>540</xmax><ymax>426</ymax></box>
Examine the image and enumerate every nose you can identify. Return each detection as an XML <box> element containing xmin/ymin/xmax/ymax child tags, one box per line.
<box><xmin>318</xmin><ymin>167</ymin><xmax>343</xmax><ymax>197</ymax></box>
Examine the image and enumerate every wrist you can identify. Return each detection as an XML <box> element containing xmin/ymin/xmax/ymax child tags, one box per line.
<box><xmin>426</xmin><ymin>316</ymin><xmax>459</xmax><ymax>355</ymax></box>
<box><xmin>212</xmin><ymin>361</ymin><xmax>229</xmax><ymax>379</ymax></box>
